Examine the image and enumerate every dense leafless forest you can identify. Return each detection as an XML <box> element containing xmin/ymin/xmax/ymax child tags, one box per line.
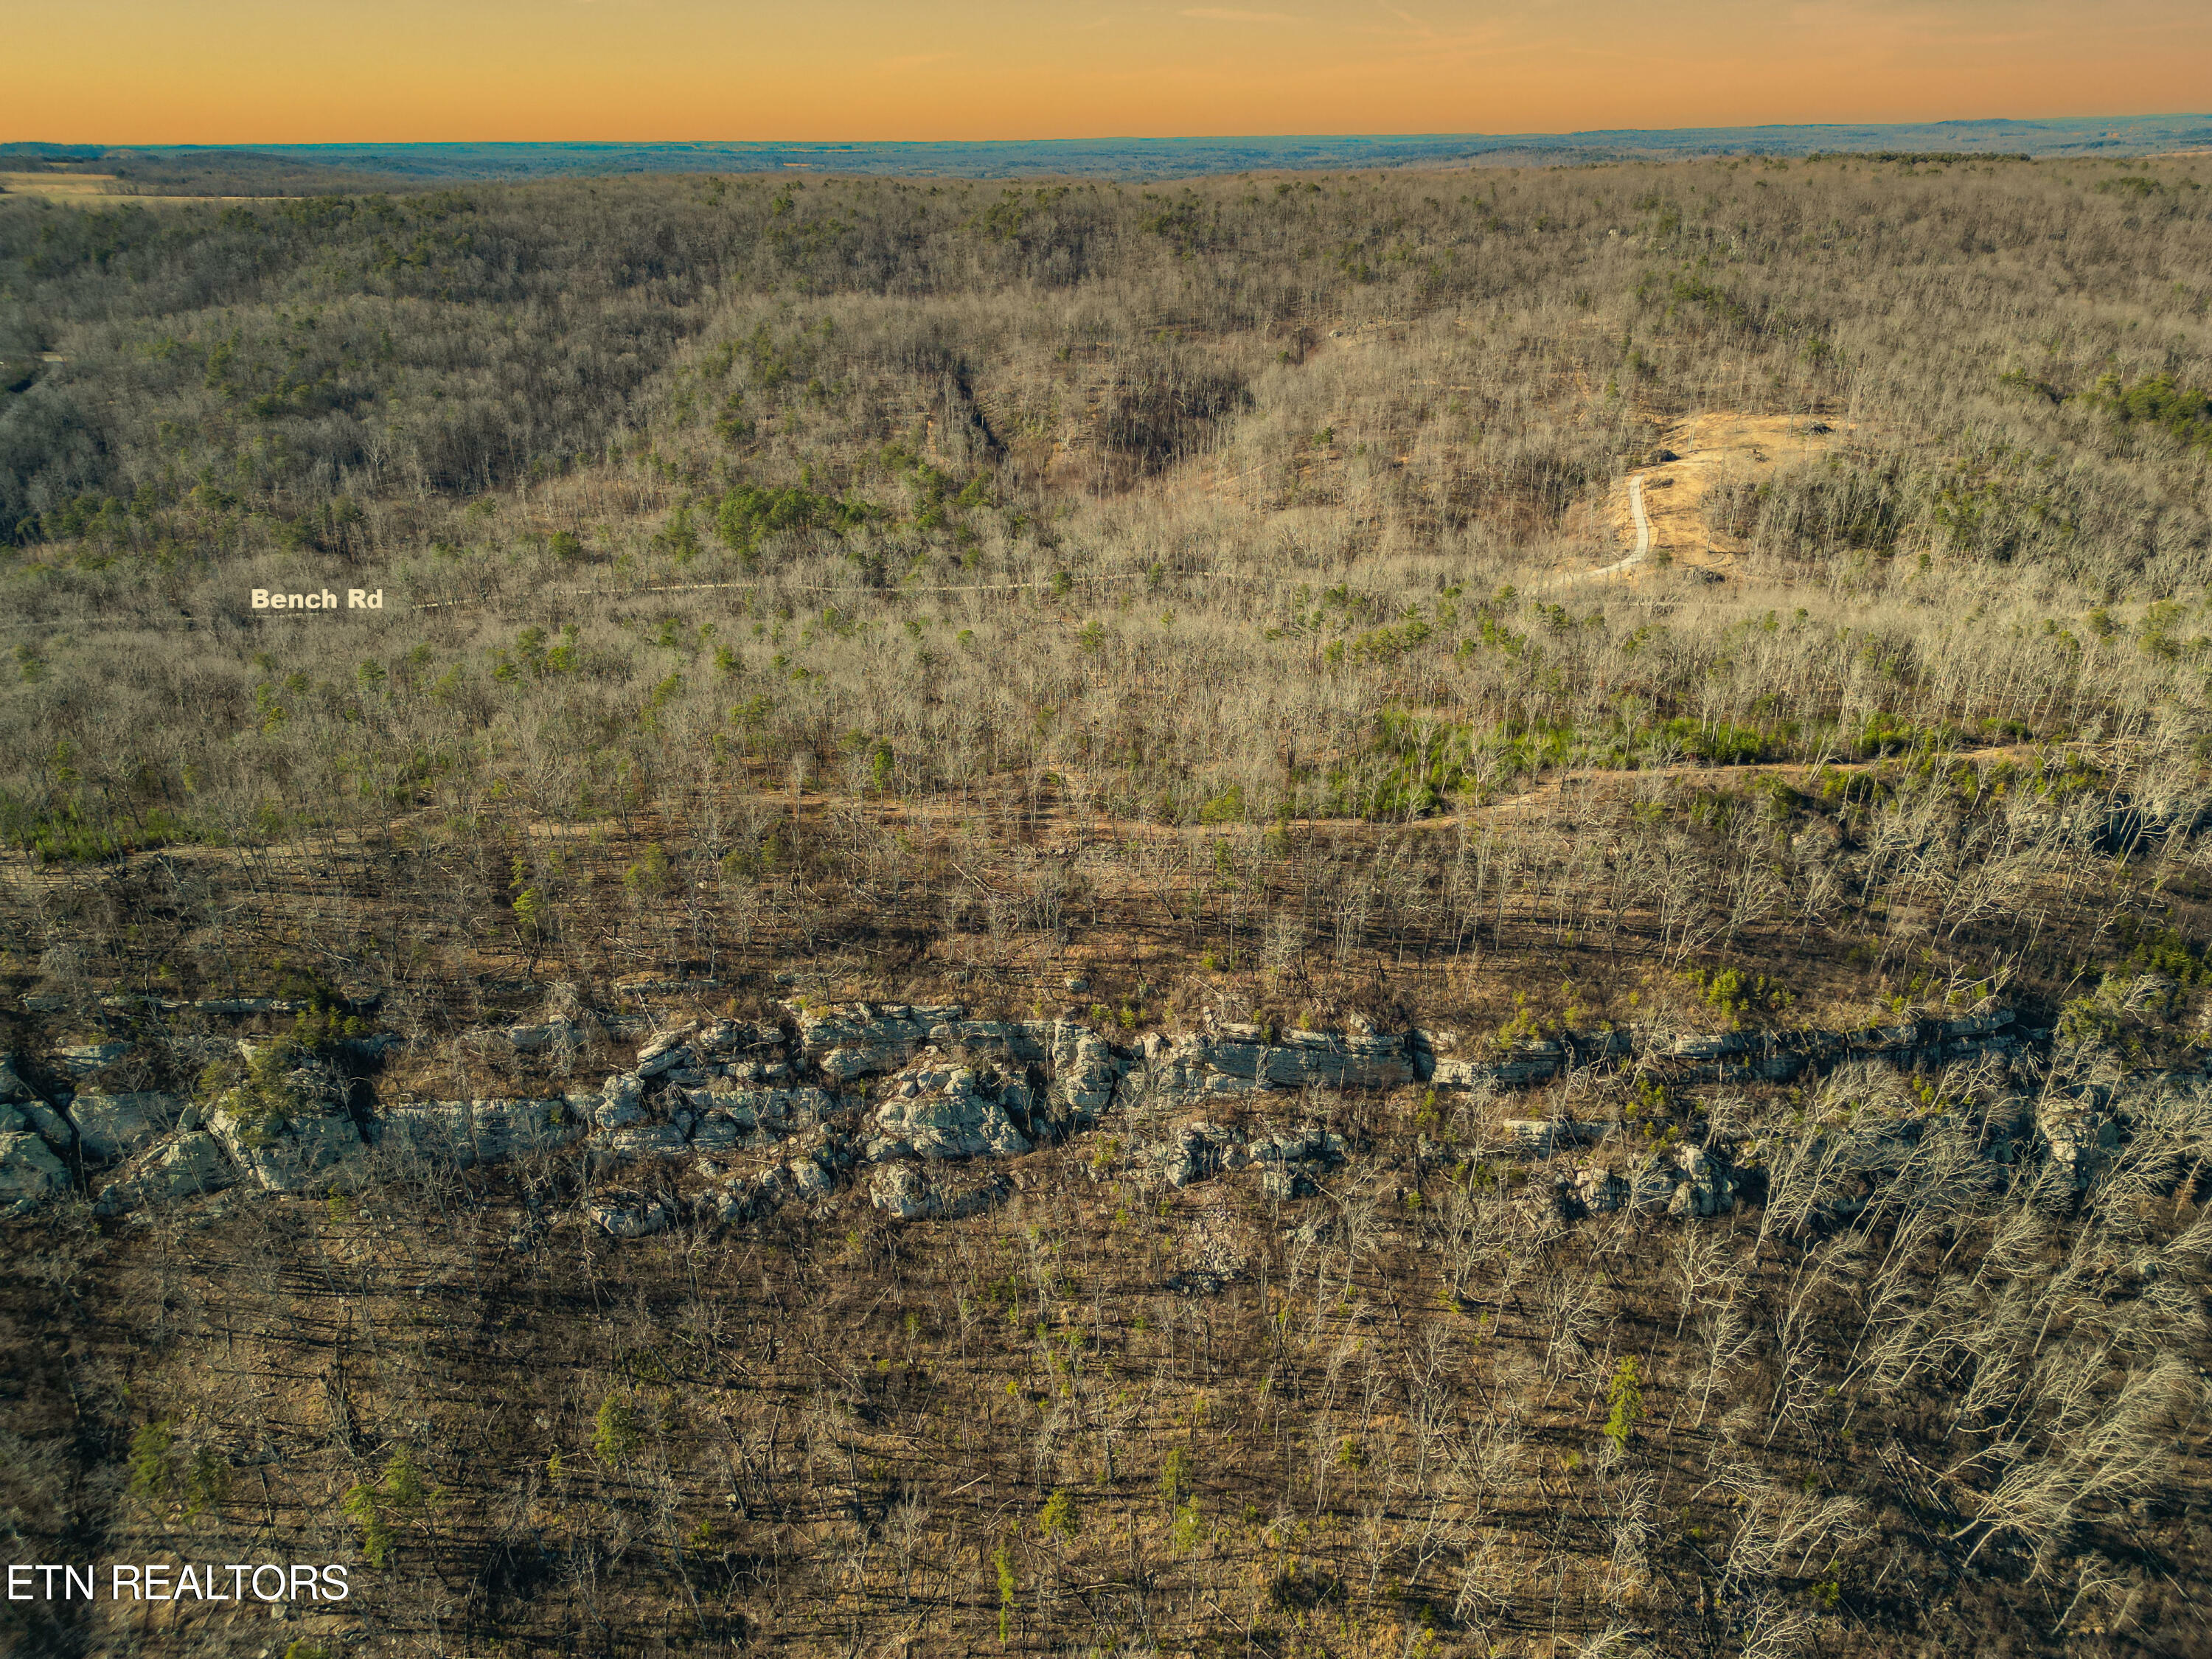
<box><xmin>3</xmin><ymin>153</ymin><xmax>2212</xmax><ymax>1659</ymax></box>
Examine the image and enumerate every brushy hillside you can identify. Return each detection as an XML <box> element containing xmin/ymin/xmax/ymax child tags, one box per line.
<box><xmin>4</xmin><ymin>154</ymin><xmax>2211</xmax><ymax>1036</ymax></box>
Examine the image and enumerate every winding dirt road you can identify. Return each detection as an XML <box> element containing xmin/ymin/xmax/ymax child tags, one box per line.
<box><xmin>1590</xmin><ymin>470</ymin><xmax>1653</xmax><ymax>577</ymax></box>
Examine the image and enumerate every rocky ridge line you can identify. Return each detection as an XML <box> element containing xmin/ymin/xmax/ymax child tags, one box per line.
<box><xmin>0</xmin><ymin>999</ymin><xmax>2162</xmax><ymax>1237</ymax></box>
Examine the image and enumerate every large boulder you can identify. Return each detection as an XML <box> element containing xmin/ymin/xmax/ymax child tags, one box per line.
<box><xmin>1043</xmin><ymin>1022</ymin><xmax>1123</xmax><ymax>1124</ymax></box>
<box><xmin>1151</xmin><ymin>1120</ymin><xmax>1249</xmax><ymax>1188</ymax></box>
<box><xmin>0</xmin><ymin>1054</ymin><xmax>36</xmax><ymax>1102</ymax></box>
<box><xmin>866</xmin><ymin>1062</ymin><xmax>1032</xmax><ymax>1162</ymax></box>
<box><xmin>695</xmin><ymin>1165</ymin><xmax>790</xmax><ymax>1227</ymax></box>
<box><xmin>1145</xmin><ymin>1120</ymin><xmax>1340</xmax><ymax>1191</ymax></box>
<box><xmin>1251</xmin><ymin>1125</ymin><xmax>1348</xmax><ymax>1169</ymax></box>
<box><xmin>0</xmin><ymin>1133</ymin><xmax>70</xmax><ymax>1214</ymax></box>
<box><xmin>57</xmin><ymin>1042</ymin><xmax>135</xmax><ymax>1078</ymax></box>
<box><xmin>68</xmin><ymin>1093</ymin><xmax>188</xmax><ymax>1162</ymax></box>
<box><xmin>2037</xmin><ymin>1096</ymin><xmax>2118</xmax><ymax>1190</ymax></box>
<box><xmin>594</xmin><ymin>1073</ymin><xmax>645</xmax><ymax>1129</ymax></box>
<box><xmin>94</xmin><ymin>1132</ymin><xmax>238</xmax><ymax>1215</ymax></box>
<box><xmin>0</xmin><ymin>1097</ymin><xmax>73</xmax><ymax>1147</ymax></box>
<box><xmin>1669</xmin><ymin>1144</ymin><xmax>1738</xmax><ymax>1217</ymax></box>
<box><xmin>590</xmin><ymin>1192</ymin><xmax>675</xmax><ymax>1239</ymax></box>
<box><xmin>869</xmin><ymin>1162</ymin><xmax>1010</xmax><ymax>1221</ymax></box>
<box><xmin>1572</xmin><ymin>1164</ymin><xmax>1630</xmax><ymax>1214</ymax></box>
<box><xmin>212</xmin><ymin>1110</ymin><xmax>369</xmax><ymax>1194</ymax></box>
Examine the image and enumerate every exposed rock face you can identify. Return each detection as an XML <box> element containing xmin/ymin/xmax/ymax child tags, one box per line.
<box><xmin>1147</xmin><ymin>1119</ymin><xmax>1343</xmax><ymax>1193</ymax></box>
<box><xmin>923</xmin><ymin>1018</ymin><xmax>1124</xmax><ymax>1128</ymax></box>
<box><xmin>1669</xmin><ymin>1145</ymin><xmax>1739</xmax><ymax>1217</ymax></box>
<box><xmin>0</xmin><ymin>1089</ymin><xmax>74</xmax><ymax>1149</ymax></box>
<box><xmin>2037</xmin><ymin>1096</ymin><xmax>2119</xmax><ymax>1189</ymax></box>
<box><xmin>866</xmin><ymin>1060</ymin><xmax>1033</xmax><ymax>1163</ymax></box>
<box><xmin>1432</xmin><ymin>1043</ymin><xmax>1563</xmax><ymax>1088</ymax></box>
<box><xmin>1133</xmin><ymin>1023</ymin><xmax>1416</xmax><ymax>1108</ymax></box>
<box><xmin>210</xmin><ymin>1110</ymin><xmax>366</xmax><ymax>1194</ymax></box>
<box><xmin>1046</xmin><ymin>1023</ymin><xmax>1121</xmax><ymax>1123</ymax></box>
<box><xmin>94</xmin><ymin>1132</ymin><xmax>238</xmax><ymax>1215</ymax></box>
<box><xmin>695</xmin><ymin>1165</ymin><xmax>791</xmax><ymax>1227</ymax></box>
<box><xmin>1152</xmin><ymin>1120</ymin><xmax>1250</xmax><ymax>1188</ymax></box>
<box><xmin>20</xmin><ymin>1102</ymin><xmax>73</xmax><ymax>1147</ymax></box>
<box><xmin>591</xmin><ymin>1192</ymin><xmax>675</xmax><ymax>1239</ymax></box>
<box><xmin>68</xmin><ymin>1092</ymin><xmax>189</xmax><ymax>1162</ymax></box>
<box><xmin>597</xmin><ymin>1074</ymin><xmax>645</xmax><ymax>1128</ymax></box>
<box><xmin>790</xmin><ymin>1003</ymin><xmax>963</xmax><ymax>1084</ymax></box>
<box><xmin>870</xmin><ymin>1162</ymin><xmax>1012</xmax><ymax>1220</ymax></box>
<box><xmin>684</xmin><ymin>1087</ymin><xmax>838</xmax><ymax>1152</ymax></box>
<box><xmin>0</xmin><ymin>1054</ymin><xmax>36</xmax><ymax>1103</ymax></box>
<box><xmin>1499</xmin><ymin>1119</ymin><xmax>1607</xmax><ymax>1159</ymax></box>
<box><xmin>0</xmin><ymin>999</ymin><xmax>2144</xmax><ymax>1245</ymax></box>
<box><xmin>596</xmin><ymin>1123</ymin><xmax>692</xmax><ymax>1164</ymax></box>
<box><xmin>0</xmin><ymin>1133</ymin><xmax>70</xmax><ymax>1214</ymax></box>
<box><xmin>57</xmin><ymin>1042</ymin><xmax>134</xmax><ymax>1078</ymax></box>
<box><xmin>1573</xmin><ymin>1164</ymin><xmax>1631</xmax><ymax>1214</ymax></box>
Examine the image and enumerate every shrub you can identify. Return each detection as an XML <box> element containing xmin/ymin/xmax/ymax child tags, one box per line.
<box><xmin>594</xmin><ymin>1391</ymin><xmax>645</xmax><ymax>1465</ymax></box>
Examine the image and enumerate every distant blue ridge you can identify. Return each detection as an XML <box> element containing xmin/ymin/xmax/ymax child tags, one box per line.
<box><xmin>11</xmin><ymin>116</ymin><xmax>2210</xmax><ymax>181</ymax></box>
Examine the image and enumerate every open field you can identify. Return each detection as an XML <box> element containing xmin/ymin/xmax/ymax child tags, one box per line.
<box><xmin>0</xmin><ymin>173</ymin><xmax>305</xmax><ymax>206</ymax></box>
<box><xmin>4</xmin><ymin>152</ymin><xmax>2212</xmax><ymax>1658</ymax></box>
<box><xmin>0</xmin><ymin>171</ymin><xmax>124</xmax><ymax>198</ymax></box>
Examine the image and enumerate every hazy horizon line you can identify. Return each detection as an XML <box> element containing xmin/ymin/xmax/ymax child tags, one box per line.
<box><xmin>11</xmin><ymin>112</ymin><xmax>2211</xmax><ymax>150</ymax></box>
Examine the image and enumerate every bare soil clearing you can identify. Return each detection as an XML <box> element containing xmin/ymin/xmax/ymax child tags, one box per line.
<box><xmin>1573</xmin><ymin>411</ymin><xmax>1879</xmax><ymax>582</ymax></box>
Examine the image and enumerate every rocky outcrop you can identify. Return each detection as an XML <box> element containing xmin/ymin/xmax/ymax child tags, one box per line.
<box><xmin>2037</xmin><ymin>1095</ymin><xmax>2120</xmax><ymax>1189</ymax></box>
<box><xmin>4</xmin><ymin>997</ymin><xmax>2176</xmax><ymax>1245</ymax></box>
<box><xmin>0</xmin><ymin>1092</ymin><xmax>74</xmax><ymax>1150</ymax></box>
<box><xmin>790</xmin><ymin>1003</ymin><xmax>961</xmax><ymax>1084</ymax></box>
<box><xmin>57</xmin><ymin>1042</ymin><xmax>134</xmax><ymax>1078</ymax></box>
<box><xmin>94</xmin><ymin>1132</ymin><xmax>238</xmax><ymax>1215</ymax></box>
<box><xmin>684</xmin><ymin>1086</ymin><xmax>838</xmax><ymax>1152</ymax></box>
<box><xmin>209</xmin><ymin>1110</ymin><xmax>366</xmax><ymax>1194</ymax></box>
<box><xmin>0</xmin><ymin>1133</ymin><xmax>70</xmax><ymax>1216</ymax></box>
<box><xmin>1670</xmin><ymin>1144</ymin><xmax>1739</xmax><ymax>1217</ymax></box>
<box><xmin>0</xmin><ymin>1054</ymin><xmax>37</xmax><ymax>1104</ymax></box>
<box><xmin>68</xmin><ymin>1092</ymin><xmax>189</xmax><ymax>1163</ymax></box>
<box><xmin>866</xmin><ymin>1060</ymin><xmax>1033</xmax><ymax>1163</ymax></box>
<box><xmin>695</xmin><ymin>1164</ymin><xmax>796</xmax><ymax>1227</ymax></box>
<box><xmin>869</xmin><ymin>1162</ymin><xmax>1011</xmax><ymax>1221</ymax></box>
<box><xmin>1130</xmin><ymin>1023</ymin><xmax>1415</xmax><ymax>1109</ymax></box>
<box><xmin>589</xmin><ymin>1192</ymin><xmax>677</xmax><ymax>1239</ymax></box>
<box><xmin>1146</xmin><ymin>1119</ymin><xmax>1346</xmax><ymax>1197</ymax></box>
<box><xmin>1498</xmin><ymin>1119</ymin><xmax>1607</xmax><ymax>1158</ymax></box>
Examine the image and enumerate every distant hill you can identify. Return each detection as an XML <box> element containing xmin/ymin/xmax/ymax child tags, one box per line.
<box><xmin>9</xmin><ymin>114</ymin><xmax>2211</xmax><ymax>184</ymax></box>
<box><xmin>0</xmin><ymin>146</ymin><xmax>410</xmax><ymax>196</ymax></box>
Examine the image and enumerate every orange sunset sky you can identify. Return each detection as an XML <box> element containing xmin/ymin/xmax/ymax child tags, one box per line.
<box><xmin>10</xmin><ymin>0</ymin><xmax>2211</xmax><ymax>143</ymax></box>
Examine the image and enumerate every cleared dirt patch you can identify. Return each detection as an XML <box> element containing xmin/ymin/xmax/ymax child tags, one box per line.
<box><xmin>1594</xmin><ymin>411</ymin><xmax>1873</xmax><ymax>580</ymax></box>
